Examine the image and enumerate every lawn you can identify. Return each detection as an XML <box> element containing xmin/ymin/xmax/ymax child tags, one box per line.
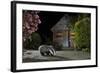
<box><xmin>23</xmin><ymin>49</ymin><xmax>90</xmax><ymax>63</ymax></box>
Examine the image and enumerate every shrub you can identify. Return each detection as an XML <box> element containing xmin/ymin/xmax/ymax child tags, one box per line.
<box><xmin>23</xmin><ymin>32</ymin><xmax>42</xmax><ymax>50</ymax></box>
<box><xmin>74</xmin><ymin>17</ymin><xmax>90</xmax><ymax>51</ymax></box>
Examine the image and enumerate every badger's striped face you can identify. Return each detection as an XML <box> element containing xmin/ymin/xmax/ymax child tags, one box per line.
<box><xmin>38</xmin><ymin>45</ymin><xmax>56</xmax><ymax>56</ymax></box>
<box><xmin>48</xmin><ymin>46</ymin><xmax>56</xmax><ymax>56</ymax></box>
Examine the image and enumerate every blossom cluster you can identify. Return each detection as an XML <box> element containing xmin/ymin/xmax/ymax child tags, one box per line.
<box><xmin>23</xmin><ymin>10</ymin><xmax>41</xmax><ymax>41</ymax></box>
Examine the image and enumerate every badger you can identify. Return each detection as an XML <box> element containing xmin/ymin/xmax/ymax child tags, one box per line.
<box><xmin>38</xmin><ymin>45</ymin><xmax>56</xmax><ymax>56</ymax></box>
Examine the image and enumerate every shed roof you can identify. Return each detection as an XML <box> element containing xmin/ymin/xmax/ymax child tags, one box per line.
<box><xmin>51</xmin><ymin>14</ymin><xmax>70</xmax><ymax>32</ymax></box>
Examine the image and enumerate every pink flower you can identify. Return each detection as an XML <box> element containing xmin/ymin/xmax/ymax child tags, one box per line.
<box><xmin>25</xmin><ymin>22</ymin><xmax>30</xmax><ymax>29</ymax></box>
<box><xmin>34</xmin><ymin>15</ymin><xmax>39</xmax><ymax>19</ymax></box>
<box><xmin>23</xmin><ymin>11</ymin><xmax>41</xmax><ymax>40</ymax></box>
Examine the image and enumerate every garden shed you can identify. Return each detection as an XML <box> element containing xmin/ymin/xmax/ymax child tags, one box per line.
<box><xmin>51</xmin><ymin>14</ymin><xmax>71</xmax><ymax>49</ymax></box>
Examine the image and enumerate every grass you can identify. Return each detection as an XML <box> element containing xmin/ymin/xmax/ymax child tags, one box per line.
<box><xmin>23</xmin><ymin>50</ymin><xmax>90</xmax><ymax>63</ymax></box>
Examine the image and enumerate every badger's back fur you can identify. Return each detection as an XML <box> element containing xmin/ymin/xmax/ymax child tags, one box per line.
<box><xmin>38</xmin><ymin>45</ymin><xmax>56</xmax><ymax>56</ymax></box>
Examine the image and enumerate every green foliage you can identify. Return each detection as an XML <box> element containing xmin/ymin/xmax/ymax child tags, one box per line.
<box><xmin>31</xmin><ymin>33</ymin><xmax>42</xmax><ymax>49</ymax></box>
<box><xmin>74</xmin><ymin>17</ymin><xmax>91</xmax><ymax>50</ymax></box>
<box><xmin>23</xmin><ymin>32</ymin><xmax>42</xmax><ymax>50</ymax></box>
<box><xmin>69</xmin><ymin>13</ymin><xmax>90</xmax><ymax>31</ymax></box>
<box><xmin>78</xmin><ymin>13</ymin><xmax>90</xmax><ymax>20</ymax></box>
<box><xmin>65</xmin><ymin>13</ymin><xmax>91</xmax><ymax>52</ymax></box>
<box><xmin>69</xmin><ymin>14</ymin><xmax>79</xmax><ymax>30</ymax></box>
<box><xmin>44</xmin><ymin>38</ymin><xmax>53</xmax><ymax>45</ymax></box>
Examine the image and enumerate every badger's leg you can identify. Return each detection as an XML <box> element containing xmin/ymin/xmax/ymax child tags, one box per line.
<box><xmin>49</xmin><ymin>52</ymin><xmax>53</xmax><ymax>56</ymax></box>
<box><xmin>44</xmin><ymin>53</ymin><xmax>47</xmax><ymax>56</ymax></box>
<box><xmin>46</xmin><ymin>50</ymin><xmax>53</xmax><ymax>56</ymax></box>
<box><xmin>40</xmin><ymin>52</ymin><xmax>48</xmax><ymax>56</ymax></box>
<box><xmin>49</xmin><ymin>53</ymin><xmax>52</xmax><ymax>56</ymax></box>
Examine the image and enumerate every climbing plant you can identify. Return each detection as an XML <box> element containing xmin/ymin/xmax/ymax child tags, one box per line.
<box><xmin>74</xmin><ymin>14</ymin><xmax>91</xmax><ymax>51</ymax></box>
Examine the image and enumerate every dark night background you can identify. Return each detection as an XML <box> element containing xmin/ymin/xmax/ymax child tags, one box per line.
<box><xmin>37</xmin><ymin>11</ymin><xmax>67</xmax><ymax>43</ymax></box>
<box><xmin>23</xmin><ymin>11</ymin><xmax>91</xmax><ymax>62</ymax></box>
